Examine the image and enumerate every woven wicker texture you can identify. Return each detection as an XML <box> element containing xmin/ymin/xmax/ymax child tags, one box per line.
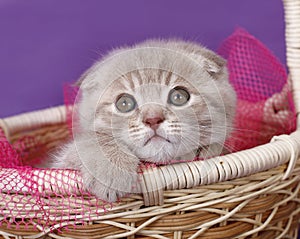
<box><xmin>0</xmin><ymin>0</ymin><xmax>300</xmax><ymax>238</ymax></box>
<box><xmin>0</xmin><ymin>117</ymin><xmax>300</xmax><ymax>238</ymax></box>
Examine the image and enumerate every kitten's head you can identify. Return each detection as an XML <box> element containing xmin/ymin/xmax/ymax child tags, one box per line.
<box><xmin>75</xmin><ymin>39</ymin><xmax>236</xmax><ymax>164</ymax></box>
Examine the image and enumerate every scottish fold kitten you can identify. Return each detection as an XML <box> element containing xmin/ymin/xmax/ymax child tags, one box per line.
<box><xmin>51</xmin><ymin>39</ymin><xmax>236</xmax><ymax>202</ymax></box>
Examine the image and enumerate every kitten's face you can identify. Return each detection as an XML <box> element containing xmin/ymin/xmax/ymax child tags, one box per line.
<box><xmin>95</xmin><ymin>70</ymin><xmax>208</xmax><ymax>163</ymax></box>
<box><xmin>76</xmin><ymin>41</ymin><xmax>236</xmax><ymax>164</ymax></box>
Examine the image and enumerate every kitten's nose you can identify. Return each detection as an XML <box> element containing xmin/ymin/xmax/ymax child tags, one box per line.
<box><xmin>143</xmin><ymin>117</ymin><xmax>165</xmax><ymax>130</ymax></box>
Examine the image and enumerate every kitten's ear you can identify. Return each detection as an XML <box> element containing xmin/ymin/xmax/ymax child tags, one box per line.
<box><xmin>195</xmin><ymin>49</ymin><xmax>227</xmax><ymax>80</ymax></box>
<box><xmin>203</xmin><ymin>55</ymin><xmax>226</xmax><ymax>75</ymax></box>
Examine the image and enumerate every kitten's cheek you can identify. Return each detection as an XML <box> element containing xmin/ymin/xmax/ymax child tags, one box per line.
<box><xmin>169</xmin><ymin>135</ymin><xmax>182</xmax><ymax>144</ymax></box>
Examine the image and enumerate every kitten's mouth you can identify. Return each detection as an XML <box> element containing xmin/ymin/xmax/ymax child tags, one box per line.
<box><xmin>144</xmin><ymin>135</ymin><xmax>171</xmax><ymax>146</ymax></box>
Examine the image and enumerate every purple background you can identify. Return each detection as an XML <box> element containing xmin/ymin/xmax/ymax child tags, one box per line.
<box><xmin>0</xmin><ymin>0</ymin><xmax>286</xmax><ymax>117</ymax></box>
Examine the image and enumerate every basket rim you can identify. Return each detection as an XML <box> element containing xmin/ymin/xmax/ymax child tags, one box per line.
<box><xmin>0</xmin><ymin>105</ymin><xmax>299</xmax><ymax>206</ymax></box>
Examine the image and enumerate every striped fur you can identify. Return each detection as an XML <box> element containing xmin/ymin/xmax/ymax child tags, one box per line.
<box><xmin>51</xmin><ymin>39</ymin><xmax>236</xmax><ymax>202</ymax></box>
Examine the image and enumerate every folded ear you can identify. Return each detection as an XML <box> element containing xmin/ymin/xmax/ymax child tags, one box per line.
<box><xmin>203</xmin><ymin>54</ymin><xmax>227</xmax><ymax>75</ymax></box>
<box><xmin>193</xmin><ymin>48</ymin><xmax>227</xmax><ymax>80</ymax></box>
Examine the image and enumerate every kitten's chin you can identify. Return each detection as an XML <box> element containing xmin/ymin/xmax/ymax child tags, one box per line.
<box><xmin>133</xmin><ymin>139</ymin><xmax>172</xmax><ymax>164</ymax></box>
<box><xmin>144</xmin><ymin>135</ymin><xmax>171</xmax><ymax>146</ymax></box>
<box><xmin>133</xmin><ymin>140</ymin><xmax>194</xmax><ymax>164</ymax></box>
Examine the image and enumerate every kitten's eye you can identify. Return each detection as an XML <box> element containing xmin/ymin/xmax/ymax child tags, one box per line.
<box><xmin>115</xmin><ymin>94</ymin><xmax>137</xmax><ymax>113</ymax></box>
<box><xmin>168</xmin><ymin>87</ymin><xmax>190</xmax><ymax>106</ymax></box>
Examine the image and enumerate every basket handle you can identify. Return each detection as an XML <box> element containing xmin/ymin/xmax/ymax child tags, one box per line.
<box><xmin>283</xmin><ymin>0</ymin><xmax>300</xmax><ymax>127</ymax></box>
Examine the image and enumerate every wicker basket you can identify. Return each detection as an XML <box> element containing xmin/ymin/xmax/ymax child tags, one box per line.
<box><xmin>0</xmin><ymin>0</ymin><xmax>300</xmax><ymax>238</ymax></box>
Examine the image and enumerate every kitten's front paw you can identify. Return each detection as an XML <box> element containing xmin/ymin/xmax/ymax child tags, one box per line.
<box><xmin>81</xmin><ymin>168</ymin><xmax>141</xmax><ymax>203</ymax></box>
<box><xmin>87</xmin><ymin>182</ymin><xmax>133</xmax><ymax>203</ymax></box>
<box><xmin>62</xmin><ymin>134</ymin><xmax>142</xmax><ymax>202</ymax></box>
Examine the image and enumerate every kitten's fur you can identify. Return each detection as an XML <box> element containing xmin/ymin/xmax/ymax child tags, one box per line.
<box><xmin>51</xmin><ymin>39</ymin><xmax>236</xmax><ymax>202</ymax></box>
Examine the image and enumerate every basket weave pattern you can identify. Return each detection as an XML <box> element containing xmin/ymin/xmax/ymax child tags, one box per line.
<box><xmin>0</xmin><ymin>0</ymin><xmax>300</xmax><ymax>238</ymax></box>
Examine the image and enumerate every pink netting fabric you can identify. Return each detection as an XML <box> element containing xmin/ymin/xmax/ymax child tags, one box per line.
<box><xmin>218</xmin><ymin>28</ymin><xmax>296</xmax><ymax>152</ymax></box>
<box><xmin>0</xmin><ymin>29</ymin><xmax>296</xmax><ymax>231</ymax></box>
<box><xmin>0</xmin><ymin>129</ymin><xmax>21</xmax><ymax>168</ymax></box>
<box><xmin>0</xmin><ymin>129</ymin><xmax>110</xmax><ymax>231</ymax></box>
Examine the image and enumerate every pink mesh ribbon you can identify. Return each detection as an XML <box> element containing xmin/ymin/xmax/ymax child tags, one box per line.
<box><xmin>218</xmin><ymin>28</ymin><xmax>296</xmax><ymax>152</ymax></box>
<box><xmin>0</xmin><ymin>129</ymin><xmax>22</xmax><ymax>168</ymax></box>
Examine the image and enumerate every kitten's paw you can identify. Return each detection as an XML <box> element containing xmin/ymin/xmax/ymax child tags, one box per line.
<box><xmin>60</xmin><ymin>134</ymin><xmax>142</xmax><ymax>202</ymax></box>
<box><xmin>82</xmin><ymin>169</ymin><xmax>141</xmax><ymax>203</ymax></box>
<box><xmin>88</xmin><ymin>184</ymin><xmax>131</xmax><ymax>203</ymax></box>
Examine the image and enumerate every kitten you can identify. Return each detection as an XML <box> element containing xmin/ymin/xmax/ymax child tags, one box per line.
<box><xmin>51</xmin><ymin>39</ymin><xmax>236</xmax><ymax>202</ymax></box>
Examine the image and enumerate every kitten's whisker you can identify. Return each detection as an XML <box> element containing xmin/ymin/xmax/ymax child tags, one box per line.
<box><xmin>179</xmin><ymin>140</ymin><xmax>198</xmax><ymax>158</ymax></box>
<box><xmin>213</xmin><ymin>141</ymin><xmax>239</xmax><ymax>154</ymax></box>
<box><xmin>180</xmin><ymin>135</ymin><xmax>201</xmax><ymax>151</ymax></box>
<box><xmin>182</xmin><ymin>136</ymin><xmax>208</xmax><ymax>159</ymax></box>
